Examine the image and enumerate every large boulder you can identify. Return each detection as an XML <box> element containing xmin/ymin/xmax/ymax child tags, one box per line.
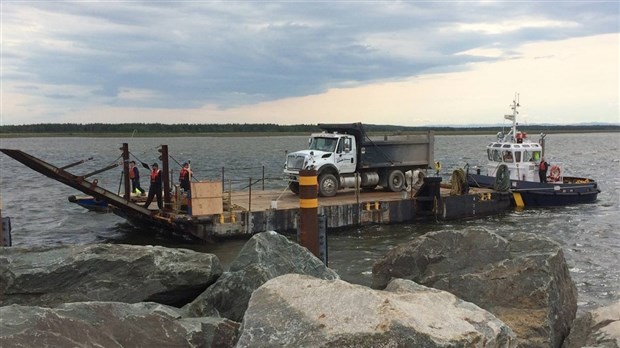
<box><xmin>183</xmin><ymin>231</ymin><xmax>339</xmax><ymax>321</ymax></box>
<box><xmin>372</xmin><ymin>228</ymin><xmax>577</xmax><ymax>348</ymax></box>
<box><xmin>0</xmin><ymin>244</ymin><xmax>222</xmax><ymax>307</ymax></box>
<box><xmin>563</xmin><ymin>300</ymin><xmax>620</xmax><ymax>348</ymax></box>
<box><xmin>236</xmin><ymin>274</ymin><xmax>517</xmax><ymax>347</ymax></box>
<box><xmin>0</xmin><ymin>302</ymin><xmax>239</xmax><ymax>347</ymax></box>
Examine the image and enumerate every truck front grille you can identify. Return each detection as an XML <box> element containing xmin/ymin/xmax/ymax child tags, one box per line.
<box><xmin>287</xmin><ymin>155</ymin><xmax>305</xmax><ymax>170</ymax></box>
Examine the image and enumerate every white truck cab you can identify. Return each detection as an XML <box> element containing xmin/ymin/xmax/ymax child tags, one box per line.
<box><xmin>284</xmin><ymin>132</ymin><xmax>357</xmax><ymax>196</ymax></box>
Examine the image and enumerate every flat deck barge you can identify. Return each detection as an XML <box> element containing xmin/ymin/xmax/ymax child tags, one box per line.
<box><xmin>2</xmin><ymin>146</ymin><xmax>512</xmax><ymax>243</ymax></box>
<box><xmin>113</xmin><ymin>184</ymin><xmax>510</xmax><ymax>241</ymax></box>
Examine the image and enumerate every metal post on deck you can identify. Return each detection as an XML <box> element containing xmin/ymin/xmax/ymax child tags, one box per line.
<box><xmin>0</xmin><ymin>202</ymin><xmax>11</xmax><ymax>247</ymax></box>
<box><xmin>121</xmin><ymin>143</ymin><xmax>131</xmax><ymax>200</ymax></box>
<box><xmin>355</xmin><ymin>172</ymin><xmax>361</xmax><ymax>226</ymax></box>
<box><xmin>221</xmin><ymin>167</ymin><xmax>225</xmax><ymax>192</ymax></box>
<box><xmin>247</xmin><ymin>177</ymin><xmax>252</xmax><ymax>235</ymax></box>
<box><xmin>248</xmin><ymin>177</ymin><xmax>252</xmax><ymax>213</ymax></box>
<box><xmin>0</xmin><ymin>204</ymin><xmax>4</xmax><ymax>247</ymax></box>
<box><xmin>298</xmin><ymin>169</ymin><xmax>320</xmax><ymax>258</ymax></box>
<box><xmin>159</xmin><ymin>145</ymin><xmax>171</xmax><ymax>209</ymax></box>
<box><xmin>228</xmin><ymin>179</ymin><xmax>232</xmax><ymax>215</ymax></box>
<box><xmin>318</xmin><ymin>214</ymin><xmax>328</xmax><ymax>265</ymax></box>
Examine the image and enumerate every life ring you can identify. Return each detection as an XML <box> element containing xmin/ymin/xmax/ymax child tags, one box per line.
<box><xmin>548</xmin><ymin>165</ymin><xmax>561</xmax><ymax>182</ymax></box>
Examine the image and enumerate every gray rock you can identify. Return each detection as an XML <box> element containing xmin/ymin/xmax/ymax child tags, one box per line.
<box><xmin>183</xmin><ymin>231</ymin><xmax>339</xmax><ymax>321</ymax></box>
<box><xmin>563</xmin><ymin>300</ymin><xmax>620</xmax><ymax>348</ymax></box>
<box><xmin>0</xmin><ymin>244</ymin><xmax>222</xmax><ymax>307</ymax></box>
<box><xmin>236</xmin><ymin>274</ymin><xmax>517</xmax><ymax>348</ymax></box>
<box><xmin>372</xmin><ymin>228</ymin><xmax>577</xmax><ymax>348</ymax></box>
<box><xmin>0</xmin><ymin>301</ymin><xmax>239</xmax><ymax>347</ymax></box>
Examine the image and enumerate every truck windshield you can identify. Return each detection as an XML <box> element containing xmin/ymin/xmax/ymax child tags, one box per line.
<box><xmin>309</xmin><ymin>137</ymin><xmax>338</xmax><ymax>152</ymax></box>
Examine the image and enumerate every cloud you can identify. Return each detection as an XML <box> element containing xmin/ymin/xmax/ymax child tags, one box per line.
<box><xmin>1</xmin><ymin>1</ymin><xmax>618</xmax><ymax>126</ymax></box>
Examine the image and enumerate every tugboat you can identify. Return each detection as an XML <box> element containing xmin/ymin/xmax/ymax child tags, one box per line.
<box><xmin>467</xmin><ymin>94</ymin><xmax>600</xmax><ymax>207</ymax></box>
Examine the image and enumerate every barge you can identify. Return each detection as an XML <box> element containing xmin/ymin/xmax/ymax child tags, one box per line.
<box><xmin>1</xmin><ymin>144</ymin><xmax>511</xmax><ymax>243</ymax></box>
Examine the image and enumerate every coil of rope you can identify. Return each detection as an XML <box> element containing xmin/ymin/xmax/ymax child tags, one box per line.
<box><xmin>450</xmin><ymin>168</ymin><xmax>467</xmax><ymax>195</ymax></box>
<box><xmin>494</xmin><ymin>164</ymin><xmax>510</xmax><ymax>192</ymax></box>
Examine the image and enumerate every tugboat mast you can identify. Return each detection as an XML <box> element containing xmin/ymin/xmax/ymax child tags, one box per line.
<box><xmin>503</xmin><ymin>93</ymin><xmax>519</xmax><ymax>142</ymax></box>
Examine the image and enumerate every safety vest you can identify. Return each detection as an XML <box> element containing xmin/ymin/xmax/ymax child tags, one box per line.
<box><xmin>539</xmin><ymin>161</ymin><xmax>547</xmax><ymax>171</ymax></box>
<box><xmin>179</xmin><ymin>168</ymin><xmax>189</xmax><ymax>181</ymax></box>
<box><xmin>150</xmin><ymin>169</ymin><xmax>160</xmax><ymax>182</ymax></box>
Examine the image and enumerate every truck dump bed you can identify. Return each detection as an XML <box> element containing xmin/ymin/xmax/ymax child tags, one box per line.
<box><xmin>361</xmin><ymin>134</ymin><xmax>434</xmax><ymax>169</ymax></box>
<box><xmin>317</xmin><ymin>123</ymin><xmax>434</xmax><ymax>171</ymax></box>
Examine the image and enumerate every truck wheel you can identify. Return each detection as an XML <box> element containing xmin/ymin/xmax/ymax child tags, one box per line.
<box><xmin>318</xmin><ymin>173</ymin><xmax>339</xmax><ymax>197</ymax></box>
<box><xmin>288</xmin><ymin>181</ymin><xmax>300</xmax><ymax>194</ymax></box>
<box><xmin>387</xmin><ymin>170</ymin><xmax>405</xmax><ymax>192</ymax></box>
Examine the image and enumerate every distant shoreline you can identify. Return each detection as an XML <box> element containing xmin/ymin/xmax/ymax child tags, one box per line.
<box><xmin>1</xmin><ymin>129</ymin><xmax>618</xmax><ymax>138</ymax></box>
<box><xmin>2</xmin><ymin>122</ymin><xmax>619</xmax><ymax>138</ymax></box>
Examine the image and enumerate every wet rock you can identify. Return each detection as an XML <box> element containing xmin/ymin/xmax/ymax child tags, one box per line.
<box><xmin>372</xmin><ymin>228</ymin><xmax>577</xmax><ymax>348</ymax></box>
<box><xmin>0</xmin><ymin>301</ymin><xmax>239</xmax><ymax>347</ymax></box>
<box><xmin>183</xmin><ymin>231</ymin><xmax>339</xmax><ymax>321</ymax></box>
<box><xmin>0</xmin><ymin>244</ymin><xmax>222</xmax><ymax>307</ymax></box>
<box><xmin>563</xmin><ymin>300</ymin><xmax>620</xmax><ymax>348</ymax></box>
<box><xmin>236</xmin><ymin>274</ymin><xmax>517</xmax><ymax>347</ymax></box>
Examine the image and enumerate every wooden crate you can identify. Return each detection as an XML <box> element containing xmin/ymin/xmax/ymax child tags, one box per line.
<box><xmin>190</xmin><ymin>181</ymin><xmax>223</xmax><ymax>216</ymax></box>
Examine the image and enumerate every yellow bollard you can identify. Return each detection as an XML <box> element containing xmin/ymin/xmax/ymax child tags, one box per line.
<box><xmin>298</xmin><ymin>169</ymin><xmax>319</xmax><ymax>257</ymax></box>
<box><xmin>513</xmin><ymin>192</ymin><xmax>525</xmax><ymax>208</ymax></box>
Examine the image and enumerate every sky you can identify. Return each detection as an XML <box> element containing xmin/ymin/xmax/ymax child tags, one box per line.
<box><xmin>1</xmin><ymin>1</ymin><xmax>619</xmax><ymax>127</ymax></box>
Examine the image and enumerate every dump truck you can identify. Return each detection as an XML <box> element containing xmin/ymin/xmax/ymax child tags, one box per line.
<box><xmin>284</xmin><ymin>123</ymin><xmax>434</xmax><ymax>197</ymax></box>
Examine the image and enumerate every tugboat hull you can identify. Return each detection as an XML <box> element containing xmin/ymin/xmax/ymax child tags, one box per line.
<box><xmin>467</xmin><ymin>174</ymin><xmax>600</xmax><ymax>207</ymax></box>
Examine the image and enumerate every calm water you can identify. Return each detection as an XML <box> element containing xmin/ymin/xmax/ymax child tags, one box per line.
<box><xmin>1</xmin><ymin>133</ymin><xmax>618</xmax><ymax>312</ymax></box>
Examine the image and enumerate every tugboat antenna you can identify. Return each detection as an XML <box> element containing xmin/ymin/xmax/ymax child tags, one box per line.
<box><xmin>515</xmin><ymin>93</ymin><xmax>521</xmax><ymax>106</ymax></box>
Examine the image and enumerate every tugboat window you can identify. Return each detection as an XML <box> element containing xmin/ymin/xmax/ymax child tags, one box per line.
<box><xmin>492</xmin><ymin>150</ymin><xmax>502</xmax><ymax>162</ymax></box>
<box><xmin>503</xmin><ymin>150</ymin><xmax>513</xmax><ymax>162</ymax></box>
<box><xmin>515</xmin><ymin>151</ymin><xmax>522</xmax><ymax>162</ymax></box>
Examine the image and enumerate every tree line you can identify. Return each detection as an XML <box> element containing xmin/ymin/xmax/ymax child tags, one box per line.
<box><xmin>1</xmin><ymin>122</ymin><xmax>618</xmax><ymax>135</ymax></box>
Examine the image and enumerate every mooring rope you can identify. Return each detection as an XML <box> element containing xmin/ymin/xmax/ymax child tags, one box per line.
<box><xmin>450</xmin><ymin>168</ymin><xmax>466</xmax><ymax>195</ymax></box>
<box><xmin>128</xmin><ymin>151</ymin><xmax>152</xmax><ymax>170</ymax></box>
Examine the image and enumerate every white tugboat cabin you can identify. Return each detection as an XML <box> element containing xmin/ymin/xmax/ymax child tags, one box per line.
<box><xmin>468</xmin><ymin>93</ymin><xmax>599</xmax><ymax>207</ymax></box>
<box><xmin>484</xmin><ymin>97</ymin><xmax>553</xmax><ymax>182</ymax></box>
